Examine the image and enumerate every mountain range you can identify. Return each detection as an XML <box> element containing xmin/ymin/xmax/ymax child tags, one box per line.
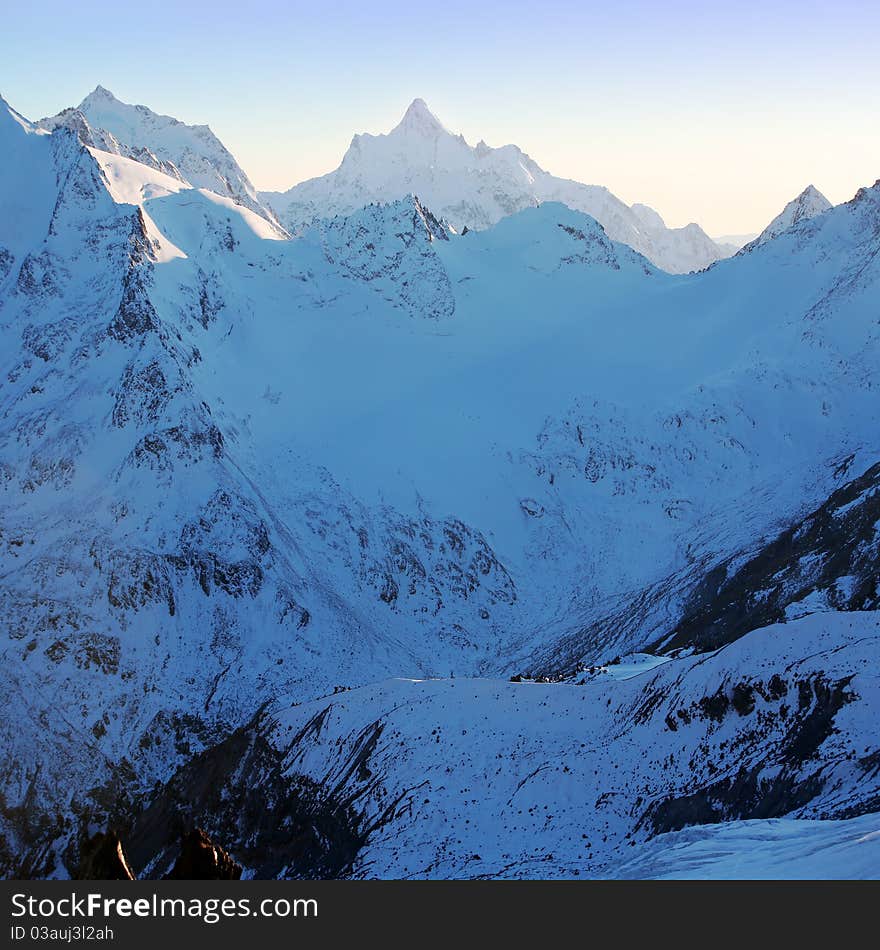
<box><xmin>0</xmin><ymin>86</ymin><xmax>877</xmax><ymax>880</ymax></box>
<box><xmin>37</xmin><ymin>86</ymin><xmax>284</xmax><ymax>232</ymax></box>
<box><xmin>262</xmin><ymin>96</ymin><xmax>733</xmax><ymax>274</ymax></box>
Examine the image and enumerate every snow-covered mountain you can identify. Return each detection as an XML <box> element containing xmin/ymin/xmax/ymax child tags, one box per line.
<box><xmin>1</xmin><ymin>90</ymin><xmax>879</xmax><ymax>879</ymax></box>
<box><xmin>154</xmin><ymin>610</ymin><xmax>875</xmax><ymax>879</ymax></box>
<box><xmin>37</xmin><ymin>86</ymin><xmax>284</xmax><ymax>232</ymax></box>
<box><xmin>742</xmin><ymin>185</ymin><xmax>832</xmax><ymax>251</ymax></box>
<box><xmin>262</xmin><ymin>98</ymin><xmax>729</xmax><ymax>274</ymax></box>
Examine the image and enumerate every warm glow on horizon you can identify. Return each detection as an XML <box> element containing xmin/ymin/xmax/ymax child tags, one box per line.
<box><xmin>3</xmin><ymin>0</ymin><xmax>878</xmax><ymax>235</ymax></box>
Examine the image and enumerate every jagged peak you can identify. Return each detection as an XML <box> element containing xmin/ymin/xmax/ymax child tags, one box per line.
<box><xmin>798</xmin><ymin>184</ymin><xmax>827</xmax><ymax>202</ymax></box>
<box><xmin>742</xmin><ymin>183</ymin><xmax>833</xmax><ymax>253</ymax></box>
<box><xmin>335</xmin><ymin>194</ymin><xmax>450</xmax><ymax>242</ymax></box>
<box><xmin>36</xmin><ymin>106</ymin><xmax>113</xmax><ymax>152</ymax></box>
<box><xmin>392</xmin><ymin>98</ymin><xmax>448</xmax><ymax>136</ymax></box>
<box><xmin>80</xmin><ymin>84</ymin><xmax>119</xmax><ymax>107</ymax></box>
<box><xmin>78</xmin><ymin>87</ymin><xmax>187</xmax><ymax>129</ymax></box>
<box><xmin>851</xmin><ymin>179</ymin><xmax>880</xmax><ymax>207</ymax></box>
<box><xmin>37</xmin><ymin>106</ymin><xmax>91</xmax><ymax>130</ymax></box>
<box><xmin>72</xmin><ymin>89</ymin><xmax>239</xmax><ymax>166</ymax></box>
<box><xmin>265</xmin><ymin>100</ymin><xmax>733</xmax><ymax>272</ymax></box>
<box><xmin>782</xmin><ymin>184</ymin><xmax>832</xmax><ymax>215</ymax></box>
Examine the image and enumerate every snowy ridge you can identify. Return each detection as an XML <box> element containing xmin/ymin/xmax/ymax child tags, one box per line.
<box><xmin>38</xmin><ymin>107</ymin><xmax>188</xmax><ymax>184</ymax></box>
<box><xmin>38</xmin><ymin>86</ymin><xmax>284</xmax><ymax>233</ymax></box>
<box><xmin>742</xmin><ymin>184</ymin><xmax>833</xmax><ymax>251</ymax></box>
<box><xmin>262</xmin><ymin>98</ymin><xmax>729</xmax><ymax>274</ymax></box>
<box><xmin>128</xmin><ymin>611</ymin><xmax>880</xmax><ymax>878</ymax></box>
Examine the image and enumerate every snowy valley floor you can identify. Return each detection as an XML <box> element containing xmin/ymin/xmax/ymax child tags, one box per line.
<box><xmin>120</xmin><ymin>612</ymin><xmax>880</xmax><ymax>880</ymax></box>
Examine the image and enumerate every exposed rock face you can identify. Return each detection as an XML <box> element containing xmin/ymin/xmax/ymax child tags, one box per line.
<box><xmin>655</xmin><ymin>459</ymin><xmax>880</xmax><ymax>655</ymax></box>
<box><xmin>527</xmin><ymin>455</ymin><xmax>880</xmax><ymax>678</ymax></box>
<box><xmin>123</xmin><ymin>721</ymin><xmax>366</xmax><ymax>880</ymax></box>
<box><xmin>37</xmin><ymin>108</ymin><xmax>186</xmax><ymax>183</ymax></box>
<box><xmin>307</xmin><ymin>196</ymin><xmax>455</xmax><ymax>320</ymax></box>
<box><xmin>72</xmin><ymin>827</ymin><xmax>242</xmax><ymax>880</ymax></box>
<box><xmin>165</xmin><ymin>829</ymin><xmax>242</xmax><ymax>880</ymax></box>
<box><xmin>74</xmin><ymin>832</ymin><xmax>136</xmax><ymax>881</ymax></box>
<box><xmin>640</xmin><ymin>672</ymin><xmax>857</xmax><ymax>833</ymax></box>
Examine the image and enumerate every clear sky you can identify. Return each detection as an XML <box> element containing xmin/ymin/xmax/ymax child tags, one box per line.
<box><xmin>2</xmin><ymin>0</ymin><xmax>879</xmax><ymax>235</ymax></box>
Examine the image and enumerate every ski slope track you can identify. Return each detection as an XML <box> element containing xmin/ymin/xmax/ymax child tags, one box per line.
<box><xmin>0</xmin><ymin>92</ymin><xmax>879</xmax><ymax>879</ymax></box>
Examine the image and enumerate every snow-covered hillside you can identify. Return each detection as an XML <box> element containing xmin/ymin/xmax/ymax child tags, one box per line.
<box><xmin>612</xmin><ymin>812</ymin><xmax>880</xmax><ymax>880</ymax></box>
<box><xmin>262</xmin><ymin>98</ymin><xmax>729</xmax><ymax>274</ymax></box>
<box><xmin>1</xmin><ymin>91</ymin><xmax>878</xmax><ymax>879</ymax></box>
<box><xmin>126</xmin><ymin>612</ymin><xmax>880</xmax><ymax>879</ymax></box>
<box><xmin>38</xmin><ymin>86</ymin><xmax>283</xmax><ymax>231</ymax></box>
<box><xmin>742</xmin><ymin>185</ymin><xmax>832</xmax><ymax>251</ymax></box>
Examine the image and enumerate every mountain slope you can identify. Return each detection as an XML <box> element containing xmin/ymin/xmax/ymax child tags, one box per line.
<box><xmin>262</xmin><ymin>98</ymin><xmax>728</xmax><ymax>274</ymax></box>
<box><xmin>612</xmin><ymin>811</ymin><xmax>880</xmax><ymax>880</ymax></box>
<box><xmin>743</xmin><ymin>185</ymin><xmax>832</xmax><ymax>251</ymax></box>
<box><xmin>0</xmin><ymin>96</ymin><xmax>56</xmax><ymax>274</ymax></box>
<box><xmin>0</xmin><ymin>113</ymin><xmax>552</xmax><ymax>872</ymax></box>
<box><xmin>116</xmin><ymin>611</ymin><xmax>880</xmax><ymax>879</ymax></box>
<box><xmin>1</xmin><ymin>92</ymin><xmax>880</xmax><ymax>878</ymax></box>
<box><xmin>38</xmin><ymin>86</ymin><xmax>283</xmax><ymax>232</ymax></box>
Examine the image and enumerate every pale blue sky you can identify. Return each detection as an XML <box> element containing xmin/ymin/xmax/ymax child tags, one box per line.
<box><xmin>2</xmin><ymin>0</ymin><xmax>879</xmax><ymax>234</ymax></box>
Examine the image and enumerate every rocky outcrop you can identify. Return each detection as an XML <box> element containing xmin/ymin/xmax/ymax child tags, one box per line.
<box><xmin>655</xmin><ymin>459</ymin><xmax>880</xmax><ymax>654</ymax></box>
<box><xmin>640</xmin><ymin>672</ymin><xmax>857</xmax><ymax>833</ymax></box>
<box><xmin>124</xmin><ymin>720</ymin><xmax>367</xmax><ymax>880</ymax></box>
<box><xmin>74</xmin><ymin>832</ymin><xmax>135</xmax><ymax>880</ymax></box>
<box><xmin>165</xmin><ymin>829</ymin><xmax>242</xmax><ymax>880</ymax></box>
<box><xmin>72</xmin><ymin>827</ymin><xmax>242</xmax><ymax>880</ymax></box>
<box><xmin>310</xmin><ymin>197</ymin><xmax>455</xmax><ymax>320</ymax></box>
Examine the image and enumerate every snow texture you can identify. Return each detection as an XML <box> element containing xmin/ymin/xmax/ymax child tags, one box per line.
<box><xmin>0</xmin><ymin>90</ymin><xmax>878</xmax><ymax>879</ymax></box>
